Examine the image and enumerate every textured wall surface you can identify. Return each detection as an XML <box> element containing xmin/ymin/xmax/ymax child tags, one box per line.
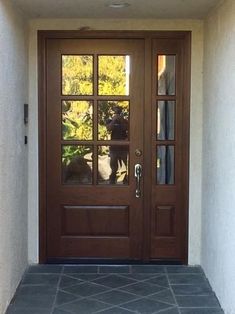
<box><xmin>0</xmin><ymin>0</ymin><xmax>28</xmax><ymax>313</ymax></box>
<box><xmin>28</xmin><ymin>19</ymin><xmax>203</xmax><ymax>265</ymax></box>
<box><xmin>202</xmin><ymin>0</ymin><xmax>235</xmax><ymax>313</ymax></box>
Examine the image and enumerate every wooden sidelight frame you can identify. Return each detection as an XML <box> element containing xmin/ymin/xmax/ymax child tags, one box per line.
<box><xmin>38</xmin><ymin>31</ymin><xmax>191</xmax><ymax>264</ymax></box>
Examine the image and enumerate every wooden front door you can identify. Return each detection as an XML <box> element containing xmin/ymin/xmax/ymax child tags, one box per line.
<box><xmin>39</xmin><ymin>32</ymin><xmax>190</xmax><ymax>263</ymax></box>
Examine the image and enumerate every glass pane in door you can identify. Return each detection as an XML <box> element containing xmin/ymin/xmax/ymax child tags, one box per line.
<box><xmin>62</xmin><ymin>100</ymin><xmax>93</xmax><ymax>140</ymax></box>
<box><xmin>62</xmin><ymin>145</ymin><xmax>93</xmax><ymax>184</ymax></box>
<box><xmin>98</xmin><ymin>55</ymin><xmax>130</xmax><ymax>95</ymax></box>
<box><xmin>62</xmin><ymin>55</ymin><xmax>93</xmax><ymax>95</ymax></box>
<box><xmin>98</xmin><ymin>101</ymin><xmax>129</xmax><ymax>140</ymax></box>
<box><xmin>98</xmin><ymin>145</ymin><xmax>129</xmax><ymax>185</ymax></box>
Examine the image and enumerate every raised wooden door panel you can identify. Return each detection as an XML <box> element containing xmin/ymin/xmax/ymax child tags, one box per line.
<box><xmin>46</xmin><ymin>39</ymin><xmax>145</xmax><ymax>259</ymax></box>
<box><xmin>150</xmin><ymin>38</ymin><xmax>189</xmax><ymax>260</ymax></box>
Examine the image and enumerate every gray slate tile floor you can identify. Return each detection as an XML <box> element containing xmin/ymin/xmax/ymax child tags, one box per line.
<box><xmin>6</xmin><ymin>265</ymin><xmax>224</xmax><ymax>314</ymax></box>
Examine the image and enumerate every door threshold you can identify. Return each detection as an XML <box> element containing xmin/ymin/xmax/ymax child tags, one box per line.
<box><xmin>46</xmin><ymin>258</ymin><xmax>183</xmax><ymax>265</ymax></box>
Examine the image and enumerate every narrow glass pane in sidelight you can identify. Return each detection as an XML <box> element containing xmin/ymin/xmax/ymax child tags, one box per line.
<box><xmin>157</xmin><ymin>55</ymin><xmax>176</xmax><ymax>95</ymax></box>
<box><xmin>157</xmin><ymin>101</ymin><xmax>175</xmax><ymax>140</ymax></box>
<box><xmin>157</xmin><ymin>145</ymin><xmax>175</xmax><ymax>185</ymax></box>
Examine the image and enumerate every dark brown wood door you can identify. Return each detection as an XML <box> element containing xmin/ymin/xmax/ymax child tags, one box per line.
<box><xmin>46</xmin><ymin>39</ymin><xmax>145</xmax><ymax>259</ymax></box>
<box><xmin>41</xmin><ymin>33</ymin><xmax>190</xmax><ymax>263</ymax></box>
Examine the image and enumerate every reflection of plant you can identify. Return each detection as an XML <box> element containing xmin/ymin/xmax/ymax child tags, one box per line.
<box><xmin>62</xmin><ymin>56</ymin><xmax>93</xmax><ymax>95</ymax></box>
<box><xmin>62</xmin><ymin>55</ymin><xmax>130</xmax><ymax>166</ymax></box>
<box><xmin>62</xmin><ymin>101</ymin><xmax>92</xmax><ymax>140</ymax></box>
<box><xmin>62</xmin><ymin>146</ymin><xmax>91</xmax><ymax>166</ymax></box>
<box><xmin>99</xmin><ymin>56</ymin><xmax>128</xmax><ymax>95</ymax></box>
<box><xmin>98</xmin><ymin>145</ymin><xmax>109</xmax><ymax>156</ymax></box>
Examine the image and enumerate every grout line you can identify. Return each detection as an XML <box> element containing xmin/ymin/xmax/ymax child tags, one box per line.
<box><xmin>165</xmin><ymin>268</ymin><xmax>181</xmax><ymax>314</ymax></box>
<box><xmin>50</xmin><ymin>270</ymin><xmax>63</xmax><ymax>314</ymax></box>
<box><xmin>153</xmin><ymin>305</ymin><xmax>178</xmax><ymax>314</ymax></box>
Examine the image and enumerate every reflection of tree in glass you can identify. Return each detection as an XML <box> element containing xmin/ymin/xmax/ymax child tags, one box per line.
<box><xmin>62</xmin><ymin>55</ymin><xmax>129</xmax><ymax>168</ymax></box>
<box><xmin>98</xmin><ymin>101</ymin><xmax>129</xmax><ymax>141</ymax></box>
<box><xmin>62</xmin><ymin>55</ymin><xmax>93</xmax><ymax>95</ymax></box>
<box><xmin>62</xmin><ymin>145</ymin><xmax>92</xmax><ymax>166</ymax></box>
<box><xmin>62</xmin><ymin>101</ymin><xmax>93</xmax><ymax>140</ymax></box>
<box><xmin>99</xmin><ymin>56</ymin><xmax>128</xmax><ymax>95</ymax></box>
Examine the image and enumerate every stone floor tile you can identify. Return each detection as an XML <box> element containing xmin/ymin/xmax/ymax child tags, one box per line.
<box><xmin>15</xmin><ymin>284</ymin><xmax>57</xmax><ymax>297</ymax></box>
<box><xmin>166</xmin><ymin>266</ymin><xmax>203</xmax><ymax>274</ymax></box>
<box><xmin>132</xmin><ymin>265</ymin><xmax>166</xmax><ymax>274</ymax></box>
<box><xmin>176</xmin><ymin>295</ymin><xmax>221</xmax><ymax>308</ymax></box>
<box><xmin>62</xmin><ymin>281</ymin><xmax>109</xmax><ymax>297</ymax></box>
<box><xmin>120</xmin><ymin>281</ymin><xmax>166</xmax><ymax>296</ymax></box>
<box><xmin>60</xmin><ymin>275</ymin><xmax>84</xmax><ymax>288</ymax></box>
<box><xmin>180</xmin><ymin>309</ymin><xmax>224</xmax><ymax>314</ymax></box>
<box><xmin>168</xmin><ymin>274</ymin><xmax>208</xmax><ymax>285</ymax></box>
<box><xmin>121</xmin><ymin>297</ymin><xmax>173</xmax><ymax>313</ymax></box>
<box><xmin>95</xmin><ymin>307</ymin><xmax>135</xmax><ymax>313</ymax></box>
<box><xmin>55</xmin><ymin>290</ymin><xmax>81</xmax><ymax>306</ymax></box>
<box><xmin>21</xmin><ymin>273</ymin><xmax>60</xmax><ymax>286</ymax></box>
<box><xmin>93</xmin><ymin>274</ymin><xmax>136</xmax><ymax>288</ymax></box>
<box><xmin>11</xmin><ymin>293</ymin><xmax>55</xmax><ymax>309</ymax></box>
<box><xmin>91</xmin><ymin>289</ymin><xmax>138</xmax><ymax>305</ymax></box>
<box><xmin>63</xmin><ymin>273</ymin><xmax>107</xmax><ymax>281</ymax></box>
<box><xmin>157</xmin><ymin>308</ymin><xmax>180</xmax><ymax>314</ymax></box>
<box><xmin>120</xmin><ymin>273</ymin><xmax>157</xmax><ymax>281</ymax></box>
<box><xmin>58</xmin><ymin>298</ymin><xmax>111</xmax><ymax>313</ymax></box>
<box><xmin>6</xmin><ymin>306</ymin><xmax>51</xmax><ymax>314</ymax></box>
<box><xmin>172</xmin><ymin>284</ymin><xmax>213</xmax><ymax>296</ymax></box>
<box><xmin>99</xmin><ymin>265</ymin><xmax>130</xmax><ymax>274</ymax></box>
<box><xmin>144</xmin><ymin>275</ymin><xmax>169</xmax><ymax>288</ymax></box>
<box><xmin>63</xmin><ymin>265</ymin><xmax>98</xmax><ymax>273</ymax></box>
<box><xmin>147</xmin><ymin>289</ymin><xmax>176</xmax><ymax>305</ymax></box>
<box><xmin>53</xmin><ymin>309</ymin><xmax>72</xmax><ymax>314</ymax></box>
<box><xmin>28</xmin><ymin>265</ymin><xmax>63</xmax><ymax>274</ymax></box>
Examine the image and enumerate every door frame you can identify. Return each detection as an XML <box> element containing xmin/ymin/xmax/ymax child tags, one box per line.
<box><xmin>38</xmin><ymin>30</ymin><xmax>191</xmax><ymax>264</ymax></box>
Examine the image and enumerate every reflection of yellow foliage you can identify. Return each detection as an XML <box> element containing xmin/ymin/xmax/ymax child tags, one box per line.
<box><xmin>98</xmin><ymin>56</ymin><xmax>129</xmax><ymax>95</ymax></box>
<box><xmin>62</xmin><ymin>101</ymin><xmax>93</xmax><ymax>140</ymax></box>
<box><xmin>62</xmin><ymin>56</ymin><xmax>93</xmax><ymax>95</ymax></box>
<box><xmin>62</xmin><ymin>54</ymin><xmax>130</xmax><ymax>165</ymax></box>
<box><xmin>62</xmin><ymin>55</ymin><xmax>129</xmax><ymax>96</ymax></box>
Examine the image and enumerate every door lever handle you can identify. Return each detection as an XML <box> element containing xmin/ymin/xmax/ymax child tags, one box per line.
<box><xmin>135</xmin><ymin>164</ymin><xmax>142</xmax><ymax>198</ymax></box>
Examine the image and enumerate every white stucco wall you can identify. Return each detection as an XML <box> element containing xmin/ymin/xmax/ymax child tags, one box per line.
<box><xmin>0</xmin><ymin>0</ymin><xmax>28</xmax><ymax>313</ymax></box>
<box><xmin>28</xmin><ymin>19</ymin><xmax>204</xmax><ymax>265</ymax></box>
<box><xmin>202</xmin><ymin>0</ymin><xmax>235</xmax><ymax>313</ymax></box>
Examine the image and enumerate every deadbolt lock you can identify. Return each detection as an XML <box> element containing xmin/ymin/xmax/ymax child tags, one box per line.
<box><xmin>135</xmin><ymin>149</ymin><xmax>142</xmax><ymax>157</ymax></box>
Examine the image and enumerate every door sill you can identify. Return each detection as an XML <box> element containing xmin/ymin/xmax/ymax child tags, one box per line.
<box><xmin>46</xmin><ymin>258</ymin><xmax>184</xmax><ymax>265</ymax></box>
